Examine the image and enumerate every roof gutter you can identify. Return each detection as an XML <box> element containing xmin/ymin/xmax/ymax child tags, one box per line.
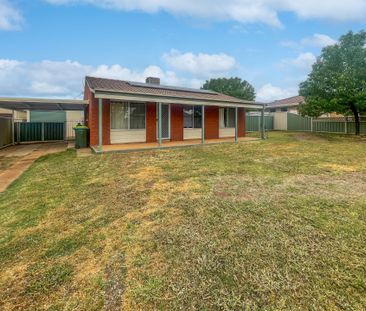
<box><xmin>93</xmin><ymin>90</ymin><xmax>264</xmax><ymax>109</ymax></box>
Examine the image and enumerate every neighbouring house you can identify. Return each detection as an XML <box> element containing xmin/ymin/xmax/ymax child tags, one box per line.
<box><xmin>267</xmin><ymin>96</ymin><xmax>304</xmax><ymax>114</ymax></box>
<box><xmin>84</xmin><ymin>76</ymin><xmax>263</xmax><ymax>151</ymax></box>
<box><xmin>268</xmin><ymin>96</ymin><xmax>344</xmax><ymax>118</ymax></box>
<box><xmin>0</xmin><ymin>108</ymin><xmax>27</xmax><ymax>121</ymax></box>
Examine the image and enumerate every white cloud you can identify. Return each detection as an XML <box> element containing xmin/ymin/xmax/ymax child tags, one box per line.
<box><xmin>301</xmin><ymin>33</ymin><xmax>336</xmax><ymax>47</ymax></box>
<box><xmin>162</xmin><ymin>49</ymin><xmax>236</xmax><ymax>77</ymax></box>
<box><xmin>44</xmin><ymin>0</ymin><xmax>366</xmax><ymax>27</ymax></box>
<box><xmin>280</xmin><ymin>33</ymin><xmax>336</xmax><ymax>51</ymax></box>
<box><xmin>280</xmin><ymin>52</ymin><xmax>316</xmax><ymax>70</ymax></box>
<box><xmin>256</xmin><ymin>83</ymin><xmax>296</xmax><ymax>102</ymax></box>
<box><xmin>0</xmin><ymin>59</ymin><xmax>204</xmax><ymax>98</ymax></box>
<box><xmin>0</xmin><ymin>0</ymin><xmax>23</xmax><ymax>30</ymax></box>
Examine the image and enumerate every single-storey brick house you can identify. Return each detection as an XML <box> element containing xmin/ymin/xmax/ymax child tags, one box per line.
<box><xmin>84</xmin><ymin>76</ymin><xmax>264</xmax><ymax>152</ymax></box>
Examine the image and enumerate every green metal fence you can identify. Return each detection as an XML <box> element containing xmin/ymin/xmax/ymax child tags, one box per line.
<box><xmin>312</xmin><ymin>120</ymin><xmax>346</xmax><ymax>133</ymax></box>
<box><xmin>14</xmin><ymin>122</ymin><xmax>65</xmax><ymax>142</ymax></box>
<box><xmin>285</xmin><ymin>113</ymin><xmax>366</xmax><ymax>134</ymax></box>
<box><xmin>287</xmin><ymin>113</ymin><xmax>312</xmax><ymax>131</ymax></box>
<box><xmin>246</xmin><ymin>115</ymin><xmax>274</xmax><ymax>132</ymax></box>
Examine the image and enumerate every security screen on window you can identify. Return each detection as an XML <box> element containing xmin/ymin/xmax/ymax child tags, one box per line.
<box><xmin>220</xmin><ymin>107</ymin><xmax>235</xmax><ymax>128</ymax></box>
<box><xmin>111</xmin><ymin>102</ymin><xmax>146</xmax><ymax>129</ymax></box>
<box><xmin>184</xmin><ymin>106</ymin><xmax>202</xmax><ymax>128</ymax></box>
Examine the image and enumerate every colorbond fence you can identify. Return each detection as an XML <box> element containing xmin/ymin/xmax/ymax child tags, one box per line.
<box><xmin>286</xmin><ymin>113</ymin><xmax>366</xmax><ymax>134</ymax></box>
<box><xmin>14</xmin><ymin>122</ymin><xmax>65</xmax><ymax>142</ymax></box>
<box><xmin>246</xmin><ymin>115</ymin><xmax>274</xmax><ymax>132</ymax></box>
<box><xmin>0</xmin><ymin>117</ymin><xmax>13</xmax><ymax>148</ymax></box>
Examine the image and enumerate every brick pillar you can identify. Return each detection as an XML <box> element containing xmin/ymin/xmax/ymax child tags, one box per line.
<box><xmin>102</xmin><ymin>99</ymin><xmax>111</xmax><ymax>145</ymax></box>
<box><xmin>87</xmin><ymin>94</ymin><xmax>99</xmax><ymax>146</ymax></box>
<box><xmin>204</xmin><ymin>106</ymin><xmax>219</xmax><ymax>139</ymax></box>
<box><xmin>146</xmin><ymin>102</ymin><xmax>157</xmax><ymax>143</ymax></box>
<box><xmin>238</xmin><ymin>108</ymin><xmax>246</xmax><ymax>137</ymax></box>
<box><xmin>171</xmin><ymin>104</ymin><xmax>184</xmax><ymax>141</ymax></box>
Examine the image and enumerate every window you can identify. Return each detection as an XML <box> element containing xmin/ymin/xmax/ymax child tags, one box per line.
<box><xmin>220</xmin><ymin>108</ymin><xmax>235</xmax><ymax>128</ymax></box>
<box><xmin>280</xmin><ymin>107</ymin><xmax>288</xmax><ymax>112</ymax></box>
<box><xmin>184</xmin><ymin>106</ymin><xmax>202</xmax><ymax>128</ymax></box>
<box><xmin>111</xmin><ymin>102</ymin><xmax>146</xmax><ymax>129</ymax></box>
<box><xmin>269</xmin><ymin>108</ymin><xmax>276</xmax><ymax>113</ymax></box>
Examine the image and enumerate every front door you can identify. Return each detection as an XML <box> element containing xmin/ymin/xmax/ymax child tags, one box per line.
<box><xmin>157</xmin><ymin>104</ymin><xmax>170</xmax><ymax>139</ymax></box>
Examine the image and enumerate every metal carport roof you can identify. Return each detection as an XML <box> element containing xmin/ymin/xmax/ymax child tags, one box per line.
<box><xmin>0</xmin><ymin>97</ymin><xmax>88</xmax><ymax>111</ymax></box>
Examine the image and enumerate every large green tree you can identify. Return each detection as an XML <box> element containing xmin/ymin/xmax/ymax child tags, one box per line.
<box><xmin>299</xmin><ymin>30</ymin><xmax>366</xmax><ymax>135</ymax></box>
<box><xmin>202</xmin><ymin>77</ymin><xmax>255</xmax><ymax>101</ymax></box>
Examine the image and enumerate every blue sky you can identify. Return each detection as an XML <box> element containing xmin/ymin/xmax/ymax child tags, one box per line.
<box><xmin>0</xmin><ymin>0</ymin><xmax>365</xmax><ymax>102</ymax></box>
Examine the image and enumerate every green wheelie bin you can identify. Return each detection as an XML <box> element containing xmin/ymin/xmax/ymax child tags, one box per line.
<box><xmin>73</xmin><ymin>124</ymin><xmax>89</xmax><ymax>149</ymax></box>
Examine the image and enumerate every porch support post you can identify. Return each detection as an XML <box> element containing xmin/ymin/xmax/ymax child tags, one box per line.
<box><xmin>201</xmin><ymin>105</ymin><xmax>205</xmax><ymax>144</ymax></box>
<box><xmin>98</xmin><ymin>98</ymin><xmax>103</xmax><ymax>151</ymax></box>
<box><xmin>12</xmin><ymin>110</ymin><xmax>15</xmax><ymax>145</ymax></box>
<box><xmin>234</xmin><ymin>106</ymin><xmax>238</xmax><ymax>143</ymax></box>
<box><xmin>260</xmin><ymin>105</ymin><xmax>265</xmax><ymax>140</ymax></box>
<box><xmin>158</xmin><ymin>102</ymin><xmax>162</xmax><ymax>146</ymax></box>
<box><xmin>41</xmin><ymin>122</ymin><xmax>45</xmax><ymax>142</ymax></box>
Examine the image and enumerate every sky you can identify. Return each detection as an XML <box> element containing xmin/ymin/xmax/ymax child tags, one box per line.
<box><xmin>0</xmin><ymin>0</ymin><xmax>365</xmax><ymax>102</ymax></box>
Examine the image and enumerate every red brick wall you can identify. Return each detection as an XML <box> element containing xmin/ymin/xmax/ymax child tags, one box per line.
<box><xmin>85</xmin><ymin>84</ymin><xmax>111</xmax><ymax>146</ymax></box>
<box><xmin>146</xmin><ymin>102</ymin><xmax>157</xmax><ymax>143</ymax></box>
<box><xmin>85</xmin><ymin>86</ymin><xmax>98</xmax><ymax>146</ymax></box>
<box><xmin>238</xmin><ymin>108</ymin><xmax>246</xmax><ymax>137</ymax></box>
<box><xmin>204</xmin><ymin>106</ymin><xmax>219</xmax><ymax>139</ymax></box>
<box><xmin>102</xmin><ymin>99</ymin><xmax>111</xmax><ymax>145</ymax></box>
<box><xmin>171</xmin><ymin>104</ymin><xmax>184</xmax><ymax>141</ymax></box>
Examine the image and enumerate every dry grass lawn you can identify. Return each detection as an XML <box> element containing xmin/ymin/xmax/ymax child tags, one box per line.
<box><xmin>0</xmin><ymin>132</ymin><xmax>365</xmax><ymax>310</ymax></box>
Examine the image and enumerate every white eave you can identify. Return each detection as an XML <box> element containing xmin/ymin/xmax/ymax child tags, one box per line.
<box><xmin>93</xmin><ymin>89</ymin><xmax>264</xmax><ymax>109</ymax></box>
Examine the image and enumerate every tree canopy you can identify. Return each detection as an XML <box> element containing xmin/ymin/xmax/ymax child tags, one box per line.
<box><xmin>299</xmin><ymin>30</ymin><xmax>366</xmax><ymax>135</ymax></box>
<box><xmin>202</xmin><ymin>77</ymin><xmax>256</xmax><ymax>101</ymax></box>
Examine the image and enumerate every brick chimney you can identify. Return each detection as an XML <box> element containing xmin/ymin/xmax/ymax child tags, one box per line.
<box><xmin>145</xmin><ymin>77</ymin><xmax>160</xmax><ymax>85</ymax></box>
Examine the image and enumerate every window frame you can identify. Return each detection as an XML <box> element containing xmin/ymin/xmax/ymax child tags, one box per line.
<box><xmin>110</xmin><ymin>101</ymin><xmax>146</xmax><ymax>130</ymax></box>
<box><xmin>220</xmin><ymin>107</ymin><xmax>236</xmax><ymax>128</ymax></box>
<box><xmin>183</xmin><ymin>105</ymin><xmax>202</xmax><ymax>129</ymax></box>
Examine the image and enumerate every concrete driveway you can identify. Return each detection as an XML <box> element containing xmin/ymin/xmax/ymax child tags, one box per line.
<box><xmin>0</xmin><ymin>142</ymin><xmax>67</xmax><ymax>192</ymax></box>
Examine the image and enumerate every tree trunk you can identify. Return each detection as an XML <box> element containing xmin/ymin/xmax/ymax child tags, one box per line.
<box><xmin>350</xmin><ymin>103</ymin><xmax>360</xmax><ymax>135</ymax></box>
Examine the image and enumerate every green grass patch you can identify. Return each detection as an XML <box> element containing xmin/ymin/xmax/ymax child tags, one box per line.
<box><xmin>0</xmin><ymin>132</ymin><xmax>365</xmax><ymax>310</ymax></box>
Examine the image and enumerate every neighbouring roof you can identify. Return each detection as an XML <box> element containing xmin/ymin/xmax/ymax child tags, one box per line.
<box><xmin>268</xmin><ymin>96</ymin><xmax>304</xmax><ymax>108</ymax></box>
<box><xmin>85</xmin><ymin>76</ymin><xmax>263</xmax><ymax>109</ymax></box>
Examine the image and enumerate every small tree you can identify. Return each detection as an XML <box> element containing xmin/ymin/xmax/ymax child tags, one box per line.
<box><xmin>299</xmin><ymin>30</ymin><xmax>366</xmax><ymax>135</ymax></box>
<box><xmin>202</xmin><ymin>77</ymin><xmax>255</xmax><ymax>101</ymax></box>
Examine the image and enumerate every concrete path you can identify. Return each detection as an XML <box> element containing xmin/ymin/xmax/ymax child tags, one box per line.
<box><xmin>0</xmin><ymin>142</ymin><xmax>67</xmax><ymax>192</ymax></box>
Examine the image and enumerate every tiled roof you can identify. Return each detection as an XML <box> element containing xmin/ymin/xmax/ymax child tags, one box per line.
<box><xmin>269</xmin><ymin>96</ymin><xmax>304</xmax><ymax>107</ymax></box>
<box><xmin>85</xmin><ymin>76</ymin><xmax>254</xmax><ymax>104</ymax></box>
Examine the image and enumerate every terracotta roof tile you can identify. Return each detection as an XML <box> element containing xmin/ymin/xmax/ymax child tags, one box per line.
<box><xmin>269</xmin><ymin>96</ymin><xmax>304</xmax><ymax>107</ymax></box>
<box><xmin>85</xmin><ymin>76</ymin><xmax>254</xmax><ymax>104</ymax></box>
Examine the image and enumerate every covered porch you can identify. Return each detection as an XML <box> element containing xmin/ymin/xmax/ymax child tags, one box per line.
<box><xmin>92</xmin><ymin>136</ymin><xmax>259</xmax><ymax>153</ymax></box>
<box><xmin>92</xmin><ymin>98</ymin><xmax>266</xmax><ymax>152</ymax></box>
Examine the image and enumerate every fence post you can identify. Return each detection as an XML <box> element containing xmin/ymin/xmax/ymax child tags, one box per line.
<box><xmin>12</xmin><ymin>111</ymin><xmax>15</xmax><ymax>145</ymax></box>
<box><xmin>311</xmin><ymin>117</ymin><xmax>313</xmax><ymax>132</ymax></box>
<box><xmin>17</xmin><ymin>122</ymin><xmax>20</xmax><ymax>143</ymax></box>
<box><xmin>260</xmin><ymin>106</ymin><xmax>265</xmax><ymax>140</ymax></box>
<box><xmin>345</xmin><ymin>118</ymin><xmax>348</xmax><ymax>134</ymax></box>
<box><xmin>64</xmin><ymin>121</ymin><xmax>67</xmax><ymax>141</ymax></box>
<box><xmin>41</xmin><ymin>122</ymin><xmax>45</xmax><ymax>142</ymax></box>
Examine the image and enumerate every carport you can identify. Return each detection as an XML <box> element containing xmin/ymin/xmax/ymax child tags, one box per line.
<box><xmin>0</xmin><ymin>98</ymin><xmax>88</xmax><ymax>147</ymax></box>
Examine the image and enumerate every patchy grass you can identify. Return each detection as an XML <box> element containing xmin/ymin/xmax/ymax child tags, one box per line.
<box><xmin>0</xmin><ymin>132</ymin><xmax>365</xmax><ymax>310</ymax></box>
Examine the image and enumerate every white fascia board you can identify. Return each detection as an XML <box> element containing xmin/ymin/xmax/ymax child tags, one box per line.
<box><xmin>94</xmin><ymin>91</ymin><xmax>263</xmax><ymax>109</ymax></box>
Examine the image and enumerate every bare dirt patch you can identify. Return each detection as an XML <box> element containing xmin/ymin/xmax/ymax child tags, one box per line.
<box><xmin>293</xmin><ymin>133</ymin><xmax>329</xmax><ymax>142</ymax></box>
<box><xmin>213</xmin><ymin>172</ymin><xmax>366</xmax><ymax>203</ymax></box>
